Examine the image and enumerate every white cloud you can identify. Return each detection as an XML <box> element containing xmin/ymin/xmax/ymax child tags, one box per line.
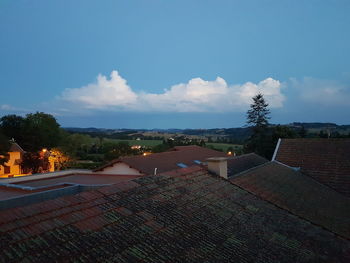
<box><xmin>0</xmin><ymin>104</ymin><xmax>12</xmax><ymax>110</ymax></box>
<box><xmin>61</xmin><ymin>70</ymin><xmax>285</xmax><ymax>112</ymax></box>
<box><xmin>62</xmin><ymin>71</ymin><xmax>137</xmax><ymax>109</ymax></box>
<box><xmin>290</xmin><ymin>77</ymin><xmax>350</xmax><ymax>106</ymax></box>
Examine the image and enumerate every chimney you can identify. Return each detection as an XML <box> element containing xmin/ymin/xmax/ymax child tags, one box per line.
<box><xmin>206</xmin><ymin>157</ymin><xmax>228</xmax><ymax>179</ymax></box>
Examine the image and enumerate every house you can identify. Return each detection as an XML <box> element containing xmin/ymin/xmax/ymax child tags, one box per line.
<box><xmin>94</xmin><ymin>145</ymin><xmax>227</xmax><ymax>175</ymax></box>
<box><xmin>272</xmin><ymin>138</ymin><xmax>350</xmax><ymax>197</ymax></box>
<box><xmin>0</xmin><ymin>142</ymin><xmax>25</xmax><ymax>177</ymax></box>
<box><xmin>0</xmin><ymin>164</ymin><xmax>349</xmax><ymax>262</ymax></box>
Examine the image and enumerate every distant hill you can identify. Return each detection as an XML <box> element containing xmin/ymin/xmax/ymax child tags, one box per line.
<box><xmin>63</xmin><ymin>122</ymin><xmax>349</xmax><ymax>142</ymax></box>
<box><xmin>290</xmin><ymin>122</ymin><xmax>338</xmax><ymax>129</ymax></box>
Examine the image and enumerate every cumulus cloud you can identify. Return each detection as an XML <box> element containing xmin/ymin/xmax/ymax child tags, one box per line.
<box><xmin>290</xmin><ymin>77</ymin><xmax>350</xmax><ymax>106</ymax></box>
<box><xmin>61</xmin><ymin>70</ymin><xmax>285</xmax><ymax>112</ymax></box>
<box><xmin>62</xmin><ymin>71</ymin><xmax>137</xmax><ymax>109</ymax></box>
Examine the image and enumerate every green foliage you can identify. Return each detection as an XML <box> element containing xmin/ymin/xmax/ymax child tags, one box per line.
<box><xmin>103</xmin><ymin>139</ymin><xmax>162</xmax><ymax>147</ymax></box>
<box><xmin>60</xmin><ymin>133</ymin><xmax>95</xmax><ymax>158</ymax></box>
<box><xmin>244</xmin><ymin>94</ymin><xmax>297</xmax><ymax>159</ymax></box>
<box><xmin>0</xmin><ymin>112</ymin><xmax>62</xmax><ymax>152</ymax></box>
<box><xmin>244</xmin><ymin>125</ymin><xmax>298</xmax><ymax>159</ymax></box>
<box><xmin>0</xmin><ymin>132</ymin><xmax>10</xmax><ymax>165</ymax></box>
<box><xmin>66</xmin><ymin>161</ymin><xmax>102</xmax><ymax>170</ymax></box>
<box><xmin>0</xmin><ymin>114</ymin><xmax>25</xmax><ymax>143</ymax></box>
<box><xmin>206</xmin><ymin>143</ymin><xmax>242</xmax><ymax>153</ymax></box>
<box><xmin>246</xmin><ymin>93</ymin><xmax>270</xmax><ymax>128</ymax></box>
<box><xmin>22</xmin><ymin>112</ymin><xmax>61</xmax><ymax>151</ymax></box>
<box><xmin>152</xmin><ymin>143</ymin><xmax>172</xmax><ymax>153</ymax></box>
<box><xmin>103</xmin><ymin>142</ymin><xmax>138</xmax><ymax>161</ymax></box>
<box><xmin>22</xmin><ymin>152</ymin><xmax>43</xmax><ymax>174</ymax></box>
<box><xmin>299</xmin><ymin>126</ymin><xmax>307</xmax><ymax>138</ymax></box>
<box><xmin>244</xmin><ymin>94</ymin><xmax>271</xmax><ymax>158</ymax></box>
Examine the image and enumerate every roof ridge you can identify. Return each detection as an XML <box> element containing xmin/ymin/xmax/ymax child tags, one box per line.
<box><xmin>229</xmin><ymin>161</ymin><xmax>271</xmax><ymax>179</ymax></box>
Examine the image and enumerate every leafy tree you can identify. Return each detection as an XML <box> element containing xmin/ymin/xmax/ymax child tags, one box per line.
<box><xmin>104</xmin><ymin>142</ymin><xmax>136</xmax><ymax>161</ymax></box>
<box><xmin>299</xmin><ymin>126</ymin><xmax>307</xmax><ymax>138</ymax></box>
<box><xmin>0</xmin><ymin>132</ymin><xmax>10</xmax><ymax>165</ymax></box>
<box><xmin>0</xmin><ymin>115</ymin><xmax>25</xmax><ymax>144</ymax></box>
<box><xmin>22</xmin><ymin>152</ymin><xmax>43</xmax><ymax>174</ymax></box>
<box><xmin>22</xmin><ymin>112</ymin><xmax>61</xmax><ymax>151</ymax></box>
<box><xmin>60</xmin><ymin>133</ymin><xmax>93</xmax><ymax>158</ymax></box>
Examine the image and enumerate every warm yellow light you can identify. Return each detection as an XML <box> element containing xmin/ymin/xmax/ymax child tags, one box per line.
<box><xmin>143</xmin><ymin>153</ymin><xmax>147</xmax><ymax>156</ymax></box>
<box><xmin>227</xmin><ymin>151</ymin><xmax>232</xmax><ymax>155</ymax></box>
<box><xmin>42</xmin><ymin>148</ymin><xmax>47</xmax><ymax>153</ymax></box>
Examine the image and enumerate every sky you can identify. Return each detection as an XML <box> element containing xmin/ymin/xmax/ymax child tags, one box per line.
<box><xmin>1</xmin><ymin>0</ymin><xmax>350</xmax><ymax>129</ymax></box>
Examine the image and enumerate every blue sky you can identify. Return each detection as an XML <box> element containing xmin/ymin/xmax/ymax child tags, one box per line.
<box><xmin>1</xmin><ymin>0</ymin><xmax>350</xmax><ymax>128</ymax></box>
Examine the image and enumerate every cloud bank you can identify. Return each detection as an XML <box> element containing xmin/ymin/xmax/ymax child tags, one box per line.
<box><xmin>61</xmin><ymin>70</ymin><xmax>285</xmax><ymax>112</ymax></box>
<box><xmin>290</xmin><ymin>77</ymin><xmax>350</xmax><ymax>106</ymax></box>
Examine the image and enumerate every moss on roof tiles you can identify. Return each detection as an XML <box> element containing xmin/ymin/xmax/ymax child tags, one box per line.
<box><xmin>275</xmin><ymin>138</ymin><xmax>350</xmax><ymax>197</ymax></box>
<box><xmin>0</xmin><ymin>166</ymin><xmax>349</xmax><ymax>262</ymax></box>
<box><xmin>231</xmin><ymin>161</ymin><xmax>350</xmax><ymax>239</ymax></box>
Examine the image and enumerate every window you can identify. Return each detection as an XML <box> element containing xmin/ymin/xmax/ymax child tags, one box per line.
<box><xmin>176</xmin><ymin>163</ymin><xmax>188</xmax><ymax>168</ymax></box>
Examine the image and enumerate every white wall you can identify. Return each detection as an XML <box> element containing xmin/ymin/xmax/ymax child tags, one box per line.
<box><xmin>99</xmin><ymin>162</ymin><xmax>142</xmax><ymax>175</ymax></box>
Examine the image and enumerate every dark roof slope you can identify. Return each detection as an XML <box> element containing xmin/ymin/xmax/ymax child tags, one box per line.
<box><xmin>8</xmin><ymin>142</ymin><xmax>24</xmax><ymax>153</ymax></box>
<box><xmin>274</xmin><ymin>138</ymin><xmax>350</xmax><ymax>197</ymax></box>
<box><xmin>231</xmin><ymin>161</ymin><xmax>350</xmax><ymax>239</ymax></box>
<box><xmin>0</xmin><ymin>166</ymin><xmax>349</xmax><ymax>262</ymax></box>
<box><xmin>227</xmin><ymin>153</ymin><xmax>268</xmax><ymax>177</ymax></box>
<box><xmin>95</xmin><ymin>145</ymin><xmax>227</xmax><ymax>174</ymax></box>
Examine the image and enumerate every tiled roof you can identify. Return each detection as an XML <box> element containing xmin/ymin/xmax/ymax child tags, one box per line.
<box><xmin>0</xmin><ymin>166</ymin><xmax>349</xmax><ymax>262</ymax></box>
<box><xmin>227</xmin><ymin>153</ymin><xmax>268</xmax><ymax>177</ymax></box>
<box><xmin>231</xmin><ymin>161</ymin><xmax>350</xmax><ymax>239</ymax></box>
<box><xmin>8</xmin><ymin>143</ymin><xmax>24</xmax><ymax>153</ymax></box>
<box><xmin>95</xmin><ymin>145</ymin><xmax>227</xmax><ymax>174</ymax></box>
<box><xmin>274</xmin><ymin>138</ymin><xmax>350</xmax><ymax>197</ymax></box>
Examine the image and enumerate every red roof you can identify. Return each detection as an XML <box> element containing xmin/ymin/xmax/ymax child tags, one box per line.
<box><xmin>231</xmin><ymin>161</ymin><xmax>350</xmax><ymax>239</ymax></box>
<box><xmin>274</xmin><ymin>138</ymin><xmax>350</xmax><ymax>197</ymax></box>
<box><xmin>0</xmin><ymin>165</ymin><xmax>349</xmax><ymax>262</ymax></box>
<box><xmin>95</xmin><ymin>145</ymin><xmax>227</xmax><ymax>174</ymax></box>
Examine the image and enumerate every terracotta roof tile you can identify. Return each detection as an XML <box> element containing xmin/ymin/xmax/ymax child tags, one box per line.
<box><xmin>95</xmin><ymin>145</ymin><xmax>227</xmax><ymax>174</ymax></box>
<box><xmin>274</xmin><ymin>138</ymin><xmax>350</xmax><ymax>197</ymax></box>
<box><xmin>0</xmin><ymin>166</ymin><xmax>349</xmax><ymax>262</ymax></box>
<box><xmin>227</xmin><ymin>153</ymin><xmax>269</xmax><ymax>177</ymax></box>
<box><xmin>231</xmin><ymin>161</ymin><xmax>350</xmax><ymax>239</ymax></box>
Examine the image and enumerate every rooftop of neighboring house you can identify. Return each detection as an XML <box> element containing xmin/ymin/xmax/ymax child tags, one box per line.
<box><xmin>0</xmin><ymin>166</ymin><xmax>349</xmax><ymax>262</ymax></box>
<box><xmin>230</xmin><ymin>161</ymin><xmax>350</xmax><ymax>239</ymax></box>
<box><xmin>94</xmin><ymin>145</ymin><xmax>227</xmax><ymax>175</ymax></box>
<box><xmin>273</xmin><ymin>138</ymin><xmax>350</xmax><ymax>197</ymax></box>
<box><xmin>8</xmin><ymin>142</ymin><xmax>25</xmax><ymax>153</ymax></box>
<box><xmin>12</xmin><ymin>173</ymin><xmax>142</xmax><ymax>188</ymax></box>
<box><xmin>0</xmin><ymin>170</ymin><xmax>142</xmax><ymax>207</ymax></box>
<box><xmin>227</xmin><ymin>153</ymin><xmax>268</xmax><ymax>178</ymax></box>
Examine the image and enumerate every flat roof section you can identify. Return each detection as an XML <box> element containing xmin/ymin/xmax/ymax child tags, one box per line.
<box><xmin>15</xmin><ymin>173</ymin><xmax>142</xmax><ymax>188</ymax></box>
<box><xmin>0</xmin><ymin>184</ymin><xmax>72</xmax><ymax>201</ymax></box>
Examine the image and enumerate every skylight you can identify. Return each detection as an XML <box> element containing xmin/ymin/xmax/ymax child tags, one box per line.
<box><xmin>176</xmin><ymin>163</ymin><xmax>188</xmax><ymax>168</ymax></box>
